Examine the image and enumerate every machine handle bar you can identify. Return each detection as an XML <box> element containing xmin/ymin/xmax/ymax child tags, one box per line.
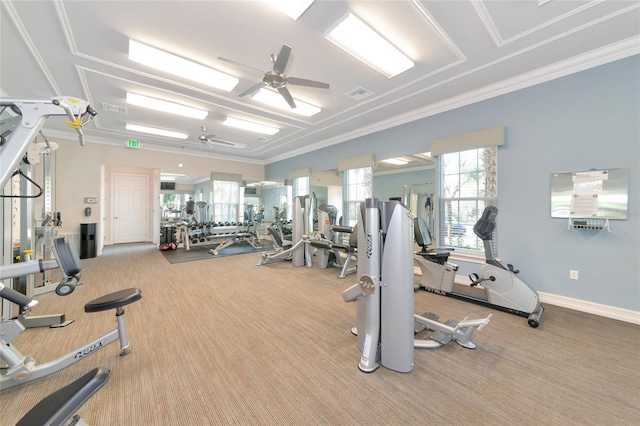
<box><xmin>0</xmin><ymin>283</ymin><xmax>38</xmax><ymax>310</ymax></box>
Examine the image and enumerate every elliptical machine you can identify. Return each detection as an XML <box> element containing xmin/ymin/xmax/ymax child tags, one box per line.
<box><xmin>415</xmin><ymin>206</ymin><xmax>543</xmax><ymax>327</ymax></box>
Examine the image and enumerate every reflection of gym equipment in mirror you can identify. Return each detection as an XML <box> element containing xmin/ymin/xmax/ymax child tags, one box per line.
<box><xmin>259</xmin><ymin>195</ymin><xmax>313</xmax><ymax>265</ymax></box>
<box><xmin>258</xmin><ymin>196</ymin><xmax>357</xmax><ymax>278</ymax></box>
<box><xmin>414</xmin><ymin>207</ymin><xmax>543</xmax><ymax>328</ymax></box>
<box><xmin>307</xmin><ymin>204</ymin><xmax>357</xmax><ymax>278</ymax></box>
<box><xmin>343</xmin><ymin>199</ymin><xmax>492</xmax><ymax>373</ymax></box>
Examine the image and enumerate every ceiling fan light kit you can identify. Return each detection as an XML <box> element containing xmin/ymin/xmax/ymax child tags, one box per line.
<box><xmin>219</xmin><ymin>44</ymin><xmax>330</xmax><ymax>110</ymax></box>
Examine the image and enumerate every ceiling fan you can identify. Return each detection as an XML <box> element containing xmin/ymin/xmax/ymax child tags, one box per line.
<box><xmin>196</xmin><ymin>126</ymin><xmax>247</xmax><ymax>150</ymax></box>
<box><xmin>218</xmin><ymin>44</ymin><xmax>330</xmax><ymax>109</ymax></box>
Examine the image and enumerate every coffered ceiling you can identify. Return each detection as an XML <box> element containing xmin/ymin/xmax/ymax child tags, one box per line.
<box><xmin>1</xmin><ymin>0</ymin><xmax>638</xmax><ymax>166</ymax></box>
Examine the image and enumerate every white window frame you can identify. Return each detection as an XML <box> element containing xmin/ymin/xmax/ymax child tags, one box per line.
<box><xmin>293</xmin><ymin>176</ymin><xmax>309</xmax><ymax>198</ymax></box>
<box><xmin>343</xmin><ymin>167</ymin><xmax>372</xmax><ymax>227</ymax></box>
<box><xmin>213</xmin><ymin>180</ymin><xmax>240</xmax><ymax>224</ymax></box>
<box><xmin>437</xmin><ymin>146</ymin><xmax>498</xmax><ymax>255</ymax></box>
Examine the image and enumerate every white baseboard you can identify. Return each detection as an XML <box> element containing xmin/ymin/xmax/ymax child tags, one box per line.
<box><xmin>446</xmin><ymin>272</ymin><xmax>639</xmax><ymax>325</ymax></box>
<box><xmin>537</xmin><ymin>292</ymin><xmax>640</xmax><ymax>325</ymax></box>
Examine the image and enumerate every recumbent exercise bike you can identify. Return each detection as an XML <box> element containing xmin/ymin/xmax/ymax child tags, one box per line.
<box><xmin>414</xmin><ymin>206</ymin><xmax>543</xmax><ymax>327</ymax></box>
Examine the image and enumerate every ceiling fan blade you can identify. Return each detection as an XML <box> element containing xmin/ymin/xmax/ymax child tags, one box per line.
<box><xmin>217</xmin><ymin>56</ymin><xmax>264</xmax><ymax>76</ymax></box>
<box><xmin>273</xmin><ymin>44</ymin><xmax>292</xmax><ymax>75</ymax></box>
<box><xmin>286</xmin><ymin>76</ymin><xmax>330</xmax><ymax>89</ymax></box>
<box><xmin>277</xmin><ymin>86</ymin><xmax>297</xmax><ymax>109</ymax></box>
<box><xmin>238</xmin><ymin>81</ymin><xmax>267</xmax><ymax>97</ymax></box>
<box><xmin>206</xmin><ymin>139</ymin><xmax>248</xmax><ymax>149</ymax></box>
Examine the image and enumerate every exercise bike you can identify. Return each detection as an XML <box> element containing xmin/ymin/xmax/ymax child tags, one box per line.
<box><xmin>0</xmin><ymin>237</ymin><xmax>142</xmax><ymax>391</ymax></box>
<box><xmin>414</xmin><ymin>207</ymin><xmax>543</xmax><ymax>327</ymax></box>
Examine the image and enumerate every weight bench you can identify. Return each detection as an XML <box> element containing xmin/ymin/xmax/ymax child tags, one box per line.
<box><xmin>208</xmin><ymin>231</ymin><xmax>261</xmax><ymax>256</ymax></box>
<box><xmin>267</xmin><ymin>224</ymin><xmax>292</xmax><ymax>250</ymax></box>
<box><xmin>16</xmin><ymin>367</ymin><xmax>111</xmax><ymax>426</ymax></box>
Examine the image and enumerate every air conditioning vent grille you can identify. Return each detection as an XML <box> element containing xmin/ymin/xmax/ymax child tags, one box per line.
<box><xmin>101</xmin><ymin>103</ymin><xmax>128</xmax><ymax>114</ymax></box>
<box><xmin>345</xmin><ymin>87</ymin><xmax>373</xmax><ymax>101</ymax></box>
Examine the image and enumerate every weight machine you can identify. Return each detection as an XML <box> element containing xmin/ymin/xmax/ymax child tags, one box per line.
<box><xmin>342</xmin><ymin>199</ymin><xmax>492</xmax><ymax>373</ymax></box>
<box><xmin>0</xmin><ymin>96</ymin><xmax>141</xmax><ymax>424</ymax></box>
<box><xmin>308</xmin><ymin>204</ymin><xmax>357</xmax><ymax>278</ymax></box>
<box><xmin>0</xmin><ymin>237</ymin><xmax>141</xmax><ymax>391</ymax></box>
<box><xmin>258</xmin><ymin>195</ymin><xmax>314</xmax><ymax>266</ymax></box>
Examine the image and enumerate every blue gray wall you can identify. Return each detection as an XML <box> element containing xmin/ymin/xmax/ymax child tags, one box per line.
<box><xmin>266</xmin><ymin>55</ymin><xmax>640</xmax><ymax>311</ymax></box>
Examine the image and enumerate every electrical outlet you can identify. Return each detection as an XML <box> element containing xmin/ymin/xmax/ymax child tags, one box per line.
<box><xmin>569</xmin><ymin>270</ymin><xmax>579</xmax><ymax>280</ymax></box>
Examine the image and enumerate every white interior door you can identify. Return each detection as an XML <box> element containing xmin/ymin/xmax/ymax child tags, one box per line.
<box><xmin>112</xmin><ymin>173</ymin><xmax>149</xmax><ymax>244</ymax></box>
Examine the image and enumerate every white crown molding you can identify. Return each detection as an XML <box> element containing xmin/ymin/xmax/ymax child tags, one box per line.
<box><xmin>472</xmin><ymin>0</ymin><xmax>605</xmax><ymax>47</ymax></box>
<box><xmin>40</xmin><ymin>129</ymin><xmax>266</xmax><ymax>165</ymax></box>
<box><xmin>266</xmin><ymin>36</ymin><xmax>640</xmax><ymax>164</ymax></box>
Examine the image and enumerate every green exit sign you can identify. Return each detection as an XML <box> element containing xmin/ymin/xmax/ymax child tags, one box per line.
<box><xmin>127</xmin><ymin>139</ymin><xmax>140</xmax><ymax>148</ymax></box>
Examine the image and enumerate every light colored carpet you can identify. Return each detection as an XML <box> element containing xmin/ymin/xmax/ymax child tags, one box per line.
<box><xmin>2</xmin><ymin>243</ymin><xmax>639</xmax><ymax>425</ymax></box>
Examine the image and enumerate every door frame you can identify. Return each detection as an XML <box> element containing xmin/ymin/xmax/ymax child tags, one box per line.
<box><xmin>104</xmin><ymin>167</ymin><xmax>160</xmax><ymax>246</ymax></box>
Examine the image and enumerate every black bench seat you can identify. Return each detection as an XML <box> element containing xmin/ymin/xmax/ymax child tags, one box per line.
<box><xmin>16</xmin><ymin>367</ymin><xmax>111</xmax><ymax>426</ymax></box>
<box><xmin>85</xmin><ymin>287</ymin><xmax>142</xmax><ymax>313</ymax></box>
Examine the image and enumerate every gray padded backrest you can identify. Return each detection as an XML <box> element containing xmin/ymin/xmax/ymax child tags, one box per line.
<box><xmin>349</xmin><ymin>224</ymin><xmax>358</xmax><ymax>247</ymax></box>
<box><xmin>414</xmin><ymin>217</ymin><xmax>433</xmax><ymax>248</ymax></box>
<box><xmin>53</xmin><ymin>237</ymin><xmax>83</xmax><ymax>277</ymax></box>
<box><xmin>267</xmin><ymin>225</ymin><xmax>285</xmax><ymax>248</ymax></box>
<box><xmin>473</xmin><ymin>206</ymin><xmax>498</xmax><ymax>241</ymax></box>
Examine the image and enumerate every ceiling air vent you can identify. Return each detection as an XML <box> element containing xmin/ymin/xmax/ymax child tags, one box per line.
<box><xmin>256</xmin><ymin>137</ymin><xmax>269</xmax><ymax>143</ymax></box>
<box><xmin>101</xmin><ymin>102</ymin><xmax>128</xmax><ymax>114</ymax></box>
<box><xmin>345</xmin><ymin>87</ymin><xmax>373</xmax><ymax>101</ymax></box>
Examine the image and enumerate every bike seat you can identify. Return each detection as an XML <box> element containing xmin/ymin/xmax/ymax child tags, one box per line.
<box><xmin>16</xmin><ymin>367</ymin><xmax>111</xmax><ymax>426</ymax></box>
<box><xmin>85</xmin><ymin>287</ymin><xmax>142</xmax><ymax>313</ymax></box>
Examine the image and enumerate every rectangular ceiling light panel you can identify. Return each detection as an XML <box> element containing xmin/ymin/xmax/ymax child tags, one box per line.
<box><xmin>252</xmin><ymin>89</ymin><xmax>321</xmax><ymax>117</ymax></box>
<box><xmin>324</xmin><ymin>13</ymin><xmax>414</xmax><ymax>78</ymax></box>
<box><xmin>266</xmin><ymin>0</ymin><xmax>315</xmax><ymax>20</ymax></box>
<box><xmin>222</xmin><ymin>117</ymin><xmax>280</xmax><ymax>135</ymax></box>
<box><xmin>129</xmin><ymin>40</ymin><xmax>238</xmax><ymax>91</ymax></box>
<box><xmin>126</xmin><ymin>123</ymin><xmax>188</xmax><ymax>139</ymax></box>
<box><xmin>381</xmin><ymin>158</ymin><xmax>408</xmax><ymax>166</ymax></box>
<box><xmin>126</xmin><ymin>92</ymin><xmax>208</xmax><ymax>120</ymax></box>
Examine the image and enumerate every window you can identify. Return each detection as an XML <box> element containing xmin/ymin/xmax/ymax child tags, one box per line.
<box><xmin>437</xmin><ymin>146</ymin><xmax>497</xmax><ymax>253</ymax></box>
<box><xmin>343</xmin><ymin>167</ymin><xmax>372</xmax><ymax>227</ymax></box>
<box><xmin>293</xmin><ymin>176</ymin><xmax>309</xmax><ymax>197</ymax></box>
<box><xmin>213</xmin><ymin>180</ymin><xmax>239</xmax><ymax>223</ymax></box>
